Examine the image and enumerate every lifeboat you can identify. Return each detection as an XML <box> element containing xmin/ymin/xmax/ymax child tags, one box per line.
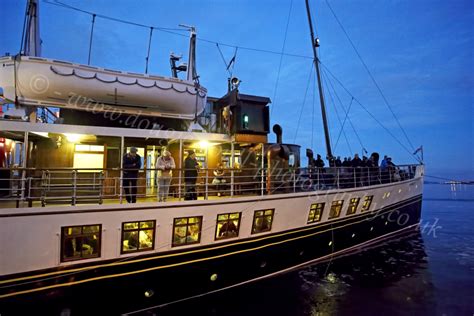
<box><xmin>0</xmin><ymin>55</ymin><xmax>207</xmax><ymax>120</ymax></box>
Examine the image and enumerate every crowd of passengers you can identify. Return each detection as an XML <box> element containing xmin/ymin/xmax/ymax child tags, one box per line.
<box><xmin>309</xmin><ymin>152</ymin><xmax>412</xmax><ymax>188</ymax></box>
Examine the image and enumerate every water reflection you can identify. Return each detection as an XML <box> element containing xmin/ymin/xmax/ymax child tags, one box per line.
<box><xmin>134</xmin><ymin>232</ymin><xmax>435</xmax><ymax>316</ymax></box>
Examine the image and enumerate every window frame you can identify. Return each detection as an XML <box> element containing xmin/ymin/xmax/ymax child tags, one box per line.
<box><xmin>60</xmin><ymin>224</ymin><xmax>102</xmax><ymax>263</ymax></box>
<box><xmin>120</xmin><ymin>220</ymin><xmax>156</xmax><ymax>254</ymax></box>
<box><xmin>346</xmin><ymin>197</ymin><xmax>360</xmax><ymax>215</ymax></box>
<box><xmin>329</xmin><ymin>200</ymin><xmax>344</xmax><ymax>219</ymax></box>
<box><xmin>214</xmin><ymin>212</ymin><xmax>242</xmax><ymax>241</ymax></box>
<box><xmin>307</xmin><ymin>203</ymin><xmax>325</xmax><ymax>224</ymax></box>
<box><xmin>361</xmin><ymin>195</ymin><xmax>374</xmax><ymax>211</ymax></box>
<box><xmin>172</xmin><ymin>216</ymin><xmax>203</xmax><ymax>247</ymax></box>
<box><xmin>251</xmin><ymin>209</ymin><xmax>275</xmax><ymax>234</ymax></box>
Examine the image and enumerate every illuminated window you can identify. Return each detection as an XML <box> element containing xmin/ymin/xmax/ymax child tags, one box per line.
<box><xmin>361</xmin><ymin>195</ymin><xmax>374</xmax><ymax>211</ymax></box>
<box><xmin>61</xmin><ymin>224</ymin><xmax>101</xmax><ymax>262</ymax></box>
<box><xmin>243</xmin><ymin>114</ymin><xmax>249</xmax><ymax>129</ymax></box>
<box><xmin>215</xmin><ymin>212</ymin><xmax>241</xmax><ymax>240</ymax></box>
<box><xmin>307</xmin><ymin>203</ymin><xmax>325</xmax><ymax>223</ymax></box>
<box><xmin>329</xmin><ymin>200</ymin><xmax>344</xmax><ymax>218</ymax></box>
<box><xmin>172</xmin><ymin>216</ymin><xmax>202</xmax><ymax>247</ymax></box>
<box><xmin>252</xmin><ymin>209</ymin><xmax>274</xmax><ymax>234</ymax></box>
<box><xmin>346</xmin><ymin>198</ymin><xmax>360</xmax><ymax>215</ymax></box>
<box><xmin>73</xmin><ymin>144</ymin><xmax>104</xmax><ymax>172</ymax></box>
<box><xmin>121</xmin><ymin>220</ymin><xmax>156</xmax><ymax>254</ymax></box>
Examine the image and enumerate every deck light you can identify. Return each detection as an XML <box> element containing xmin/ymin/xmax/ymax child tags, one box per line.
<box><xmin>144</xmin><ymin>289</ymin><xmax>154</xmax><ymax>298</ymax></box>
<box><xmin>199</xmin><ymin>140</ymin><xmax>209</xmax><ymax>148</ymax></box>
<box><xmin>243</xmin><ymin>114</ymin><xmax>249</xmax><ymax>129</ymax></box>
<box><xmin>210</xmin><ymin>273</ymin><xmax>218</xmax><ymax>281</ymax></box>
<box><xmin>64</xmin><ymin>133</ymin><xmax>83</xmax><ymax>143</ymax></box>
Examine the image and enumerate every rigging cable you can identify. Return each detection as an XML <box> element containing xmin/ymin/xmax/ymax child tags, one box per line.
<box><xmin>293</xmin><ymin>62</ymin><xmax>314</xmax><ymax>143</ymax></box>
<box><xmin>321</xmin><ymin>69</ymin><xmax>353</xmax><ymax>155</ymax></box>
<box><xmin>87</xmin><ymin>14</ymin><xmax>96</xmax><ymax>65</ymax></box>
<box><xmin>216</xmin><ymin>43</ymin><xmax>232</xmax><ymax>76</ymax></box>
<box><xmin>145</xmin><ymin>27</ymin><xmax>154</xmax><ymax>74</ymax></box>
<box><xmin>324</xmin><ymin>0</ymin><xmax>417</xmax><ymax>154</ymax></box>
<box><xmin>334</xmin><ymin>97</ymin><xmax>354</xmax><ymax>153</ymax></box>
<box><xmin>270</xmin><ymin>0</ymin><xmax>293</xmax><ymax>116</ymax></box>
<box><xmin>320</xmin><ymin>62</ymin><xmax>421</xmax><ymax>162</ymax></box>
<box><xmin>19</xmin><ymin>1</ymin><xmax>29</xmax><ymax>54</ymax></box>
<box><xmin>322</xmin><ymin>66</ymin><xmax>365</xmax><ymax>153</ymax></box>
<box><xmin>44</xmin><ymin>0</ymin><xmax>313</xmax><ymax>60</ymax></box>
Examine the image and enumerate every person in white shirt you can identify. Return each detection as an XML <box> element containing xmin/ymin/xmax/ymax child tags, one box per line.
<box><xmin>156</xmin><ymin>150</ymin><xmax>176</xmax><ymax>202</ymax></box>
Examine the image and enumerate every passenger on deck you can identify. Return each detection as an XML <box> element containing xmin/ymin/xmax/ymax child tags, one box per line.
<box><xmin>156</xmin><ymin>150</ymin><xmax>176</xmax><ymax>202</ymax></box>
<box><xmin>184</xmin><ymin>150</ymin><xmax>199</xmax><ymax>200</ymax></box>
<box><xmin>123</xmin><ymin>147</ymin><xmax>141</xmax><ymax>203</ymax></box>
<box><xmin>315</xmin><ymin>154</ymin><xmax>325</xmax><ymax>168</ymax></box>
<box><xmin>212</xmin><ymin>163</ymin><xmax>226</xmax><ymax>197</ymax></box>
<box><xmin>335</xmin><ymin>156</ymin><xmax>342</xmax><ymax>167</ymax></box>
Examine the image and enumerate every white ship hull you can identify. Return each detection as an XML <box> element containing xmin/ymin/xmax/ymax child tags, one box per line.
<box><xmin>0</xmin><ymin>56</ymin><xmax>207</xmax><ymax>119</ymax></box>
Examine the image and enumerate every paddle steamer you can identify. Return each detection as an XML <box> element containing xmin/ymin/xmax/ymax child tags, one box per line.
<box><xmin>0</xmin><ymin>0</ymin><xmax>423</xmax><ymax>313</ymax></box>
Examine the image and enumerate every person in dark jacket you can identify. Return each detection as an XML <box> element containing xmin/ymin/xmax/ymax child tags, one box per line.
<box><xmin>123</xmin><ymin>147</ymin><xmax>141</xmax><ymax>203</ymax></box>
<box><xmin>315</xmin><ymin>154</ymin><xmax>325</xmax><ymax>168</ymax></box>
<box><xmin>184</xmin><ymin>150</ymin><xmax>200</xmax><ymax>200</ymax></box>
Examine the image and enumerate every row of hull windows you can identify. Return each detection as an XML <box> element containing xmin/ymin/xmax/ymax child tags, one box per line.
<box><xmin>61</xmin><ymin>196</ymin><xmax>374</xmax><ymax>262</ymax></box>
<box><xmin>308</xmin><ymin>195</ymin><xmax>374</xmax><ymax>224</ymax></box>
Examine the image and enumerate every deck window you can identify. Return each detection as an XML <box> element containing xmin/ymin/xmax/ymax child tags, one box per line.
<box><xmin>215</xmin><ymin>212</ymin><xmax>241</xmax><ymax>240</ymax></box>
<box><xmin>361</xmin><ymin>195</ymin><xmax>374</xmax><ymax>211</ymax></box>
<box><xmin>329</xmin><ymin>200</ymin><xmax>344</xmax><ymax>218</ymax></box>
<box><xmin>61</xmin><ymin>224</ymin><xmax>101</xmax><ymax>262</ymax></box>
<box><xmin>307</xmin><ymin>203</ymin><xmax>325</xmax><ymax>223</ymax></box>
<box><xmin>172</xmin><ymin>216</ymin><xmax>203</xmax><ymax>247</ymax></box>
<box><xmin>121</xmin><ymin>220</ymin><xmax>156</xmax><ymax>254</ymax></box>
<box><xmin>252</xmin><ymin>209</ymin><xmax>274</xmax><ymax>234</ymax></box>
<box><xmin>346</xmin><ymin>198</ymin><xmax>360</xmax><ymax>215</ymax></box>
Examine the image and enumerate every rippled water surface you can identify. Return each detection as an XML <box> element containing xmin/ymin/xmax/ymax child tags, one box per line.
<box><xmin>126</xmin><ymin>182</ymin><xmax>474</xmax><ymax>316</ymax></box>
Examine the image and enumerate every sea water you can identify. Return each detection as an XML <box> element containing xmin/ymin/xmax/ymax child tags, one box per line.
<box><xmin>134</xmin><ymin>180</ymin><xmax>474</xmax><ymax>316</ymax></box>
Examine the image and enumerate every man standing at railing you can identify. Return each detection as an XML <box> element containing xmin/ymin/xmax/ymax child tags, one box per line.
<box><xmin>123</xmin><ymin>147</ymin><xmax>141</xmax><ymax>203</ymax></box>
<box><xmin>184</xmin><ymin>150</ymin><xmax>199</xmax><ymax>200</ymax></box>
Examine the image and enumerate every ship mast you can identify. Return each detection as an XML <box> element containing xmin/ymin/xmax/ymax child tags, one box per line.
<box><xmin>305</xmin><ymin>0</ymin><xmax>333</xmax><ymax>160</ymax></box>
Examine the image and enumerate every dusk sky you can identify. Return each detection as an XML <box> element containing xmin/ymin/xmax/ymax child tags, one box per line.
<box><xmin>1</xmin><ymin>0</ymin><xmax>473</xmax><ymax>176</ymax></box>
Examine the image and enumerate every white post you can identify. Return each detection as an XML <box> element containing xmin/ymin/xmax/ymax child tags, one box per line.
<box><xmin>20</xmin><ymin>131</ymin><xmax>29</xmax><ymax>203</ymax></box>
<box><xmin>261</xmin><ymin>143</ymin><xmax>265</xmax><ymax>196</ymax></box>
<box><xmin>230</xmin><ymin>141</ymin><xmax>234</xmax><ymax>197</ymax></box>
<box><xmin>119</xmin><ymin>136</ymin><xmax>124</xmax><ymax>204</ymax></box>
<box><xmin>178</xmin><ymin>139</ymin><xmax>183</xmax><ymax>200</ymax></box>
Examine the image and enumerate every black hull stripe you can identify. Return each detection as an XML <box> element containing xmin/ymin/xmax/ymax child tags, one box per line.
<box><xmin>0</xmin><ymin>178</ymin><xmax>421</xmax><ymax>217</ymax></box>
<box><xmin>0</xmin><ymin>194</ymin><xmax>421</xmax><ymax>287</ymax></box>
<box><xmin>126</xmin><ymin>224</ymin><xmax>419</xmax><ymax>314</ymax></box>
<box><xmin>0</xmin><ymin>197</ymin><xmax>421</xmax><ymax>299</ymax></box>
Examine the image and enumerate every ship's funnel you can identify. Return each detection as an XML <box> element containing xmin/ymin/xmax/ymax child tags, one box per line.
<box><xmin>273</xmin><ymin>124</ymin><xmax>282</xmax><ymax>144</ymax></box>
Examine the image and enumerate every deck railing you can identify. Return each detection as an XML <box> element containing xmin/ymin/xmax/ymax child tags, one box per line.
<box><xmin>0</xmin><ymin>164</ymin><xmax>420</xmax><ymax>208</ymax></box>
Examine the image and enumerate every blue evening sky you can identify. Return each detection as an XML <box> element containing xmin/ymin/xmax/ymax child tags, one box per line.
<box><xmin>1</xmin><ymin>0</ymin><xmax>473</xmax><ymax>176</ymax></box>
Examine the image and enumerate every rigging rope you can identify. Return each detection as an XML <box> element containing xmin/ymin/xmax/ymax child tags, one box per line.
<box><xmin>87</xmin><ymin>14</ymin><xmax>96</xmax><ymax>65</ymax></box>
<box><xmin>321</xmin><ymin>70</ymin><xmax>352</xmax><ymax>155</ymax></box>
<box><xmin>294</xmin><ymin>62</ymin><xmax>314</xmax><ymax>143</ymax></box>
<box><xmin>271</xmin><ymin>0</ymin><xmax>293</xmax><ymax>116</ymax></box>
<box><xmin>322</xmin><ymin>66</ymin><xmax>365</xmax><ymax>153</ymax></box>
<box><xmin>145</xmin><ymin>27</ymin><xmax>154</xmax><ymax>74</ymax></box>
<box><xmin>216</xmin><ymin>43</ymin><xmax>232</xmax><ymax>76</ymax></box>
<box><xmin>324</xmin><ymin>0</ymin><xmax>417</xmax><ymax>153</ymax></box>
<box><xmin>321</xmin><ymin>63</ymin><xmax>421</xmax><ymax>162</ymax></box>
<box><xmin>334</xmin><ymin>97</ymin><xmax>354</xmax><ymax>153</ymax></box>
